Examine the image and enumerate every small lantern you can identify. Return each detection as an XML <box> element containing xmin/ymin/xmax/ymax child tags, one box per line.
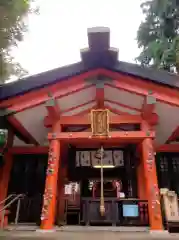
<box><xmin>0</xmin><ymin>129</ymin><xmax>8</xmax><ymax>147</ymax></box>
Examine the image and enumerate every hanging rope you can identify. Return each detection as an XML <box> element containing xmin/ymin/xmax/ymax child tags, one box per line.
<box><xmin>100</xmin><ymin>146</ymin><xmax>105</xmax><ymax>216</ymax></box>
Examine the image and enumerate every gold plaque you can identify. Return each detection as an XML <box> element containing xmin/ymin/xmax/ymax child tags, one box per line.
<box><xmin>91</xmin><ymin>109</ymin><xmax>109</xmax><ymax>136</ymax></box>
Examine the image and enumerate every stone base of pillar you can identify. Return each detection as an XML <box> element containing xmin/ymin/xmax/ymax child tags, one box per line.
<box><xmin>150</xmin><ymin>230</ymin><xmax>169</xmax><ymax>235</ymax></box>
<box><xmin>36</xmin><ymin>229</ymin><xmax>56</xmax><ymax>233</ymax></box>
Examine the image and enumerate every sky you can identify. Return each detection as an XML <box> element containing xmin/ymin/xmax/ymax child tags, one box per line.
<box><xmin>12</xmin><ymin>0</ymin><xmax>144</xmax><ymax>77</ymax></box>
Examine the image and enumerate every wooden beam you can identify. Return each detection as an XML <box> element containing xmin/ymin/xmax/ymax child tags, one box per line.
<box><xmin>2</xmin><ymin>67</ymin><xmax>179</xmax><ymax>113</ymax></box>
<box><xmin>74</xmin><ymin>143</ymin><xmax>127</xmax><ymax>148</ymax></box>
<box><xmin>2</xmin><ymin>69</ymin><xmax>99</xmax><ymax>113</ymax></box>
<box><xmin>44</xmin><ymin>100</ymin><xmax>95</xmax><ymax>128</ymax></box>
<box><xmin>105</xmin><ymin>104</ymin><xmax>132</xmax><ymax>115</ymax></box>
<box><xmin>48</xmin><ymin>131</ymin><xmax>155</xmax><ymax>142</ymax></box>
<box><xmin>58</xmin><ymin>115</ymin><xmax>143</xmax><ymax>126</ymax></box>
<box><xmin>8</xmin><ymin>116</ymin><xmax>39</xmax><ymax>145</ymax></box>
<box><xmin>7</xmin><ymin>146</ymin><xmax>48</xmax><ymax>154</ymax></box>
<box><xmin>106</xmin><ymin>99</ymin><xmax>141</xmax><ymax>113</ymax></box>
<box><xmin>166</xmin><ymin>126</ymin><xmax>179</xmax><ymax>143</ymax></box>
<box><xmin>102</xmin><ymin>69</ymin><xmax>179</xmax><ymax>107</ymax></box>
<box><xmin>156</xmin><ymin>144</ymin><xmax>179</xmax><ymax>152</ymax></box>
<box><xmin>142</xmin><ymin>94</ymin><xmax>156</xmax><ymax>120</ymax></box>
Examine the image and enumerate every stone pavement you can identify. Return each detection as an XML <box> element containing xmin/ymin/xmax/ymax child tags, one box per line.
<box><xmin>0</xmin><ymin>231</ymin><xmax>179</xmax><ymax>240</ymax></box>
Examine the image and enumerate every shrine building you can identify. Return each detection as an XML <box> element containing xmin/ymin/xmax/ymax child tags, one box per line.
<box><xmin>1</xmin><ymin>27</ymin><xmax>179</xmax><ymax>233</ymax></box>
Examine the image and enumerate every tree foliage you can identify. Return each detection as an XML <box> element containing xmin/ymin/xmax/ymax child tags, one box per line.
<box><xmin>0</xmin><ymin>0</ymin><xmax>35</xmax><ymax>83</ymax></box>
<box><xmin>136</xmin><ymin>0</ymin><xmax>179</xmax><ymax>73</ymax></box>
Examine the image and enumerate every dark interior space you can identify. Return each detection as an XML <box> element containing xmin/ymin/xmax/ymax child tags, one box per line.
<box><xmin>156</xmin><ymin>152</ymin><xmax>179</xmax><ymax>194</ymax></box>
<box><xmin>7</xmin><ymin>154</ymin><xmax>48</xmax><ymax>224</ymax></box>
<box><xmin>66</xmin><ymin>213</ymin><xmax>79</xmax><ymax>225</ymax></box>
<box><xmin>68</xmin><ymin>145</ymin><xmax>138</xmax><ymax>198</ymax></box>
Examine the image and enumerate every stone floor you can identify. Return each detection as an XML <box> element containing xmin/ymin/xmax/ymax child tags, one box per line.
<box><xmin>1</xmin><ymin>225</ymin><xmax>179</xmax><ymax>240</ymax></box>
<box><xmin>1</xmin><ymin>231</ymin><xmax>179</xmax><ymax>240</ymax></box>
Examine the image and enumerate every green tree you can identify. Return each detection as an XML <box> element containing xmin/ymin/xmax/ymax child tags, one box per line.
<box><xmin>136</xmin><ymin>0</ymin><xmax>179</xmax><ymax>73</ymax></box>
<box><xmin>0</xmin><ymin>0</ymin><xmax>36</xmax><ymax>83</ymax></box>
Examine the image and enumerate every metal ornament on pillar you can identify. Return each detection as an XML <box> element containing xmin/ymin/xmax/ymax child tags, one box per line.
<box><xmin>46</xmin><ymin>148</ymin><xmax>56</xmax><ymax>175</ymax></box>
<box><xmin>41</xmin><ymin>187</ymin><xmax>53</xmax><ymax>220</ymax></box>
<box><xmin>41</xmin><ymin>146</ymin><xmax>56</xmax><ymax>220</ymax></box>
<box><xmin>146</xmin><ymin>143</ymin><xmax>161</xmax><ymax>219</ymax></box>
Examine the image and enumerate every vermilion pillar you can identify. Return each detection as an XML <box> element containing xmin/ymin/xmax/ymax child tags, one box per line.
<box><xmin>40</xmin><ymin>122</ymin><xmax>61</xmax><ymax>230</ymax></box>
<box><xmin>141</xmin><ymin>121</ymin><xmax>163</xmax><ymax>231</ymax></box>
<box><xmin>0</xmin><ymin>129</ymin><xmax>14</xmax><ymax>227</ymax></box>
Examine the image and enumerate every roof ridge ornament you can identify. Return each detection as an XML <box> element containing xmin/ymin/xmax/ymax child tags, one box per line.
<box><xmin>80</xmin><ymin>27</ymin><xmax>118</xmax><ymax>67</ymax></box>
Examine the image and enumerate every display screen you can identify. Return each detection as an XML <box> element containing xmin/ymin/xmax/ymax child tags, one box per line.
<box><xmin>122</xmin><ymin>204</ymin><xmax>139</xmax><ymax>217</ymax></box>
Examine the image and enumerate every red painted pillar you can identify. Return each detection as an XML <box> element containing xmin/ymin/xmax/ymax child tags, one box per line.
<box><xmin>40</xmin><ymin>122</ymin><xmax>61</xmax><ymax>230</ymax></box>
<box><xmin>0</xmin><ymin>129</ymin><xmax>14</xmax><ymax>227</ymax></box>
<box><xmin>141</xmin><ymin>121</ymin><xmax>163</xmax><ymax>231</ymax></box>
<box><xmin>56</xmin><ymin>144</ymin><xmax>67</xmax><ymax>225</ymax></box>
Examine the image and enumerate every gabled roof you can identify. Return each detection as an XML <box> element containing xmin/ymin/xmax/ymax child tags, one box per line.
<box><xmin>1</xmin><ymin>26</ymin><xmax>179</xmax><ymax>101</ymax></box>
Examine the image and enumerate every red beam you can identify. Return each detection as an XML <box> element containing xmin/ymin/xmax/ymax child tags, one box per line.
<box><xmin>166</xmin><ymin>126</ymin><xmax>179</xmax><ymax>143</ymax></box>
<box><xmin>1</xmin><ymin>69</ymin><xmax>100</xmax><ymax>112</ymax></box>
<box><xmin>44</xmin><ymin>100</ymin><xmax>95</xmax><ymax>127</ymax></box>
<box><xmin>8</xmin><ymin>146</ymin><xmax>48</xmax><ymax>154</ymax></box>
<box><xmin>48</xmin><ymin>131</ymin><xmax>155</xmax><ymax>142</ymax></box>
<box><xmin>61</xmin><ymin>100</ymin><xmax>95</xmax><ymax>115</ymax></box>
<box><xmin>106</xmin><ymin>99</ymin><xmax>141</xmax><ymax>113</ymax></box>
<box><xmin>59</xmin><ymin>115</ymin><xmax>143</xmax><ymax>125</ymax></box>
<box><xmin>2</xmin><ymin>67</ymin><xmax>179</xmax><ymax>114</ymax></box>
<box><xmin>74</xmin><ymin>143</ymin><xmax>127</xmax><ymax>148</ymax></box>
<box><xmin>8</xmin><ymin>116</ymin><xmax>39</xmax><ymax>145</ymax></box>
<box><xmin>102</xmin><ymin>69</ymin><xmax>179</xmax><ymax>107</ymax></box>
<box><xmin>156</xmin><ymin>144</ymin><xmax>179</xmax><ymax>152</ymax></box>
<box><xmin>104</xmin><ymin>104</ymin><xmax>131</xmax><ymax>115</ymax></box>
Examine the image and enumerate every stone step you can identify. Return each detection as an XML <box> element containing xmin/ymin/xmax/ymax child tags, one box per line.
<box><xmin>58</xmin><ymin>226</ymin><xmax>149</xmax><ymax>232</ymax></box>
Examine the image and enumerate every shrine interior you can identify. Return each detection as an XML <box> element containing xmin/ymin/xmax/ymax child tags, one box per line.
<box><xmin>6</xmin><ymin>144</ymin><xmax>179</xmax><ymax>226</ymax></box>
<box><xmin>7</xmin><ymin>144</ymin><xmax>139</xmax><ymax>225</ymax></box>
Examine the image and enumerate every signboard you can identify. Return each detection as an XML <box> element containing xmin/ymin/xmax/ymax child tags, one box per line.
<box><xmin>91</xmin><ymin>109</ymin><xmax>109</xmax><ymax>136</ymax></box>
<box><xmin>76</xmin><ymin>150</ymin><xmax>124</xmax><ymax>167</ymax></box>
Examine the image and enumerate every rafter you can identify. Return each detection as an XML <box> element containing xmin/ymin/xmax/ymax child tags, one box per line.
<box><xmin>1</xmin><ymin>69</ymin><xmax>100</xmax><ymax>113</ymax></box>
<box><xmin>166</xmin><ymin>126</ymin><xmax>179</xmax><ymax>143</ymax></box>
<box><xmin>102</xmin><ymin>69</ymin><xmax>179</xmax><ymax>107</ymax></box>
<box><xmin>105</xmin><ymin>99</ymin><xmax>141</xmax><ymax>113</ymax></box>
<box><xmin>44</xmin><ymin>100</ymin><xmax>95</xmax><ymax>128</ymax></box>
<box><xmin>8</xmin><ymin>116</ymin><xmax>39</xmax><ymax>145</ymax></box>
<box><xmin>104</xmin><ymin>104</ymin><xmax>131</xmax><ymax>115</ymax></box>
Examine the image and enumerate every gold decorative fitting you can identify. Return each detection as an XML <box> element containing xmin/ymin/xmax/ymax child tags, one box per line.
<box><xmin>91</xmin><ymin>109</ymin><xmax>109</xmax><ymax>136</ymax></box>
